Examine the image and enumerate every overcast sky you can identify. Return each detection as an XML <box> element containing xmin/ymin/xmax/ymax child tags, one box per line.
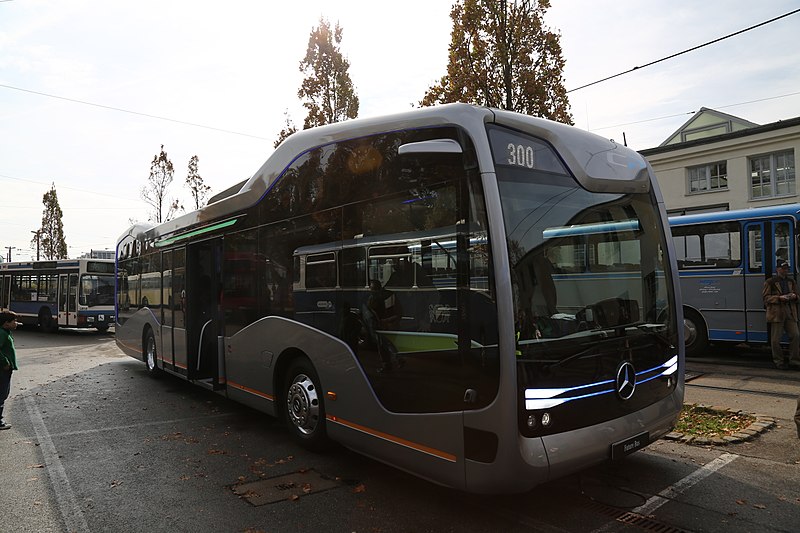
<box><xmin>1</xmin><ymin>0</ymin><xmax>799</xmax><ymax>261</ymax></box>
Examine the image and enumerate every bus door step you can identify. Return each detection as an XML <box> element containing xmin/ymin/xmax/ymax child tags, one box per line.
<box><xmin>193</xmin><ymin>378</ymin><xmax>225</xmax><ymax>391</ymax></box>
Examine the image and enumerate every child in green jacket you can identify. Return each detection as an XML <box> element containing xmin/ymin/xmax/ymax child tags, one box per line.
<box><xmin>0</xmin><ymin>311</ymin><xmax>20</xmax><ymax>430</ymax></box>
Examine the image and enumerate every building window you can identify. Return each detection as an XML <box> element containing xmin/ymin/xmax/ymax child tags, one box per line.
<box><xmin>687</xmin><ymin>162</ymin><xmax>727</xmax><ymax>193</ymax></box>
<box><xmin>750</xmin><ymin>150</ymin><xmax>795</xmax><ymax>199</ymax></box>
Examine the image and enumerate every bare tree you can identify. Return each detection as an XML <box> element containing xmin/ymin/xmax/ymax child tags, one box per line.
<box><xmin>274</xmin><ymin>109</ymin><xmax>298</xmax><ymax>148</ymax></box>
<box><xmin>141</xmin><ymin>144</ymin><xmax>182</xmax><ymax>223</ymax></box>
<box><xmin>185</xmin><ymin>155</ymin><xmax>211</xmax><ymax>210</ymax></box>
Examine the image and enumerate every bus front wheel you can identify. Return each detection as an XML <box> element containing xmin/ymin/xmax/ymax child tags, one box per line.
<box><xmin>683</xmin><ymin>309</ymin><xmax>709</xmax><ymax>357</ymax></box>
<box><xmin>39</xmin><ymin>309</ymin><xmax>58</xmax><ymax>333</ymax></box>
<box><xmin>283</xmin><ymin>357</ymin><xmax>328</xmax><ymax>451</ymax></box>
<box><xmin>144</xmin><ymin>329</ymin><xmax>160</xmax><ymax>376</ymax></box>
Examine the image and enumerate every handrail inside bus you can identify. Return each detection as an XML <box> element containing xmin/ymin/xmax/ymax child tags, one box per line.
<box><xmin>196</xmin><ymin>319</ymin><xmax>212</xmax><ymax>372</ymax></box>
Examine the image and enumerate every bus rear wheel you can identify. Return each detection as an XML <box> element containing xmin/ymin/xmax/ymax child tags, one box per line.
<box><xmin>683</xmin><ymin>309</ymin><xmax>708</xmax><ymax>357</ymax></box>
<box><xmin>283</xmin><ymin>357</ymin><xmax>328</xmax><ymax>451</ymax></box>
<box><xmin>144</xmin><ymin>329</ymin><xmax>160</xmax><ymax>376</ymax></box>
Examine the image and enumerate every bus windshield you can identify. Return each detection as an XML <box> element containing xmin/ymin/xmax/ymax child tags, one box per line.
<box><xmin>80</xmin><ymin>274</ymin><xmax>115</xmax><ymax>307</ymax></box>
<box><xmin>490</xmin><ymin>127</ymin><xmax>676</xmax><ymax>363</ymax></box>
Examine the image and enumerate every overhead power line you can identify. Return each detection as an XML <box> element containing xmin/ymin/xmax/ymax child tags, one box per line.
<box><xmin>589</xmin><ymin>90</ymin><xmax>800</xmax><ymax>132</ymax></box>
<box><xmin>567</xmin><ymin>8</ymin><xmax>800</xmax><ymax>93</ymax></box>
<box><xmin>0</xmin><ymin>83</ymin><xmax>270</xmax><ymax>140</ymax></box>
<box><xmin>0</xmin><ymin>172</ymin><xmax>149</xmax><ymax>204</ymax></box>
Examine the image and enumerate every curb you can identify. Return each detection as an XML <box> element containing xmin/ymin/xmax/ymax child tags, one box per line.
<box><xmin>664</xmin><ymin>403</ymin><xmax>777</xmax><ymax>446</ymax></box>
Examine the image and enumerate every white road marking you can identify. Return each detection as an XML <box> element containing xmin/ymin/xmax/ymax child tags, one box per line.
<box><xmin>45</xmin><ymin>412</ymin><xmax>235</xmax><ymax>438</ymax></box>
<box><xmin>590</xmin><ymin>452</ymin><xmax>738</xmax><ymax>533</ymax></box>
<box><xmin>633</xmin><ymin>452</ymin><xmax>738</xmax><ymax>516</ymax></box>
<box><xmin>25</xmin><ymin>395</ymin><xmax>90</xmax><ymax>533</ymax></box>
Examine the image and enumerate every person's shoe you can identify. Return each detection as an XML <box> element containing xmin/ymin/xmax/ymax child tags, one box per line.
<box><xmin>0</xmin><ymin>423</ymin><xmax>11</xmax><ymax>430</ymax></box>
<box><xmin>775</xmin><ymin>363</ymin><xmax>789</xmax><ymax>370</ymax></box>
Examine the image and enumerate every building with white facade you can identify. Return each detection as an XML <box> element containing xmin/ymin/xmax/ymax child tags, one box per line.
<box><xmin>639</xmin><ymin>108</ymin><xmax>800</xmax><ymax>215</ymax></box>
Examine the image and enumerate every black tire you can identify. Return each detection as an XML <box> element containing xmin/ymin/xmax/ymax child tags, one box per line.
<box><xmin>96</xmin><ymin>324</ymin><xmax>110</xmax><ymax>333</ymax></box>
<box><xmin>144</xmin><ymin>329</ymin><xmax>160</xmax><ymax>376</ymax></box>
<box><xmin>39</xmin><ymin>309</ymin><xmax>58</xmax><ymax>333</ymax></box>
<box><xmin>683</xmin><ymin>308</ymin><xmax>708</xmax><ymax>357</ymax></box>
<box><xmin>283</xmin><ymin>357</ymin><xmax>328</xmax><ymax>451</ymax></box>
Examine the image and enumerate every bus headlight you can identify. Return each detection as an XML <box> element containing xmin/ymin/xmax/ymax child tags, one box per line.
<box><xmin>526</xmin><ymin>415</ymin><xmax>536</xmax><ymax>428</ymax></box>
<box><xmin>541</xmin><ymin>412</ymin><xmax>552</xmax><ymax>427</ymax></box>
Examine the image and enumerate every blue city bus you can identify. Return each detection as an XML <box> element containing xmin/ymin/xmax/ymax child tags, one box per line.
<box><xmin>116</xmin><ymin>104</ymin><xmax>682</xmax><ymax>494</ymax></box>
<box><xmin>669</xmin><ymin>203</ymin><xmax>800</xmax><ymax>355</ymax></box>
<box><xmin>0</xmin><ymin>258</ymin><xmax>115</xmax><ymax>331</ymax></box>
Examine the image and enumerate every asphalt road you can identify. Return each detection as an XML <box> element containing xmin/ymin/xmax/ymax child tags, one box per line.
<box><xmin>2</xmin><ymin>329</ymin><xmax>798</xmax><ymax>533</ymax></box>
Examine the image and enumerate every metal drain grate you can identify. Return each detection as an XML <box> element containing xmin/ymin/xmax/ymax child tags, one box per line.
<box><xmin>582</xmin><ymin>499</ymin><xmax>689</xmax><ymax>533</ymax></box>
<box><xmin>232</xmin><ymin>469</ymin><xmax>341</xmax><ymax>505</ymax></box>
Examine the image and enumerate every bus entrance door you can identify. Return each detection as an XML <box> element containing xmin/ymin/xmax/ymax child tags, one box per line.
<box><xmin>186</xmin><ymin>240</ymin><xmax>223</xmax><ymax>389</ymax></box>
<box><xmin>744</xmin><ymin>222</ymin><xmax>767</xmax><ymax>343</ymax></box>
<box><xmin>0</xmin><ymin>275</ymin><xmax>9</xmax><ymax>309</ymax></box>
<box><xmin>58</xmin><ymin>274</ymin><xmax>69</xmax><ymax>326</ymax></box>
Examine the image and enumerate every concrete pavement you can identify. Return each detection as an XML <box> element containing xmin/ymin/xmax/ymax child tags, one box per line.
<box><xmin>676</xmin><ymin>360</ymin><xmax>800</xmax><ymax>465</ymax></box>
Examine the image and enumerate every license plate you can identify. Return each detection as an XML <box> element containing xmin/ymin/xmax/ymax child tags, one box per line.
<box><xmin>611</xmin><ymin>431</ymin><xmax>649</xmax><ymax>460</ymax></box>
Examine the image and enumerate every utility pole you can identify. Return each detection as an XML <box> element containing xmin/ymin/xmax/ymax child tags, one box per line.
<box><xmin>5</xmin><ymin>246</ymin><xmax>15</xmax><ymax>262</ymax></box>
<box><xmin>31</xmin><ymin>230</ymin><xmax>41</xmax><ymax>261</ymax></box>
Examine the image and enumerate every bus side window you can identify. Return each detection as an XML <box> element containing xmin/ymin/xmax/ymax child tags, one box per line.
<box><xmin>340</xmin><ymin>248</ymin><xmax>365</xmax><ymax>288</ymax></box>
<box><xmin>747</xmin><ymin>226</ymin><xmax>762</xmax><ymax>273</ymax></box>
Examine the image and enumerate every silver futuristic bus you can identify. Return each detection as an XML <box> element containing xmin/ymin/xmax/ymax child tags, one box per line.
<box><xmin>115</xmin><ymin>104</ymin><xmax>683</xmax><ymax>494</ymax></box>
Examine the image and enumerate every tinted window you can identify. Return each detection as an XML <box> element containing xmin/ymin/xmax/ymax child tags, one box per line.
<box><xmin>244</xmin><ymin>126</ymin><xmax>499</xmax><ymax>413</ymax></box>
<box><xmin>262</xmin><ymin>126</ymin><xmax>469</xmax><ymax>223</ymax></box>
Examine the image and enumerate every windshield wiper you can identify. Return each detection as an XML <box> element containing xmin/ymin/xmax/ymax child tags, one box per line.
<box><xmin>521</xmin><ymin>330</ymin><xmax>626</xmax><ymax>366</ymax></box>
<box><xmin>630</xmin><ymin>323</ymin><xmax>675</xmax><ymax>350</ymax></box>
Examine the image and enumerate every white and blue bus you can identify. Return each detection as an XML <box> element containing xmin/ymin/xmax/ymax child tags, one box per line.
<box><xmin>0</xmin><ymin>258</ymin><xmax>115</xmax><ymax>332</ymax></box>
<box><xmin>670</xmin><ymin>203</ymin><xmax>800</xmax><ymax>355</ymax></box>
<box><xmin>116</xmin><ymin>104</ymin><xmax>682</xmax><ymax>494</ymax></box>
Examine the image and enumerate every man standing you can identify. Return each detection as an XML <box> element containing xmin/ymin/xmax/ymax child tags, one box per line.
<box><xmin>762</xmin><ymin>260</ymin><xmax>800</xmax><ymax>370</ymax></box>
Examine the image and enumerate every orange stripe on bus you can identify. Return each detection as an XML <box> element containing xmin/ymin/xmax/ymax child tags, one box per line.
<box><xmin>327</xmin><ymin>415</ymin><xmax>457</xmax><ymax>463</ymax></box>
<box><xmin>227</xmin><ymin>380</ymin><xmax>275</xmax><ymax>401</ymax></box>
<box><xmin>116</xmin><ymin>339</ymin><xmax>140</xmax><ymax>353</ymax></box>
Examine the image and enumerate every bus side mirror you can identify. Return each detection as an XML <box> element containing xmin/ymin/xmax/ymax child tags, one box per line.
<box><xmin>398</xmin><ymin>139</ymin><xmax>463</xmax><ymax>155</ymax></box>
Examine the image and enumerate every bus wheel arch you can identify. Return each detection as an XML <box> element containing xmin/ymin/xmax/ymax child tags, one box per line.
<box><xmin>142</xmin><ymin>326</ymin><xmax>160</xmax><ymax>376</ymax></box>
<box><xmin>278</xmin><ymin>351</ymin><xmax>329</xmax><ymax>451</ymax></box>
<box><xmin>683</xmin><ymin>307</ymin><xmax>708</xmax><ymax>356</ymax></box>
